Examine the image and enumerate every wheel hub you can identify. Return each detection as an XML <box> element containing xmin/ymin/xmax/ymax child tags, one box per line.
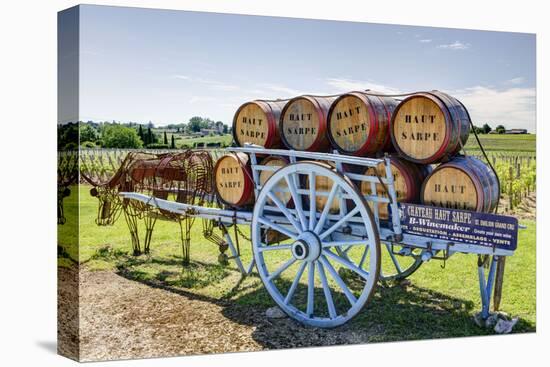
<box><xmin>291</xmin><ymin>231</ymin><xmax>321</xmax><ymax>262</ymax></box>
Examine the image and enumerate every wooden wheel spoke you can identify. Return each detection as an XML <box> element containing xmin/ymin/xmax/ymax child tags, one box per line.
<box><xmin>359</xmin><ymin>245</ymin><xmax>370</xmax><ymax>269</ymax></box>
<box><xmin>284</xmin><ymin>174</ymin><xmax>307</xmax><ymax>230</ymax></box>
<box><xmin>322</xmin><ymin>240</ymin><xmax>370</xmax><ymax>248</ymax></box>
<box><xmin>258</xmin><ymin>244</ymin><xmax>292</xmax><ymax>252</ymax></box>
<box><xmin>267</xmin><ymin>257</ymin><xmax>297</xmax><ymax>281</ymax></box>
<box><xmin>385</xmin><ymin>243</ymin><xmax>402</xmax><ymax>274</ymax></box>
<box><xmin>306</xmin><ymin>261</ymin><xmax>315</xmax><ymax>316</ymax></box>
<box><xmin>320</xmin><ymin>255</ymin><xmax>357</xmax><ymax>306</ymax></box>
<box><xmin>335</xmin><ymin>246</ymin><xmax>353</xmax><ymax>263</ymax></box>
<box><xmin>266</xmin><ymin>191</ymin><xmax>301</xmax><ymax>233</ymax></box>
<box><xmin>258</xmin><ymin>216</ymin><xmax>298</xmax><ymax>240</ymax></box>
<box><xmin>313</xmin><ymin>183</ymin><xmax>339</xmax><ymax>234</ymax></box>
<box><xmin>319</xmin><ymin>206</ymin><xmax>361</xmax><ymax>240</ymax></box>
<box><xmin>323</xmin><ymin>249</ymin><xmax>369</xmax><ymax>280</ymax></box>
<box><xmin>342</xmin><ymin>245</ymin><xmax>353</xmax><ymax>254</ymax></box>
<box><xmin>317</xmin><ymin>261</ymin><xmax>337</xmax><ymax>319</ymax></box>
<box><xmin>308</xmin><ymin>171</ymin><xmax>316</xmax><ymax>230</ymax></box>
<box><xmin>284</xmin><ymin>261</ymin><xmax>307</xmax><ymax>305</ymax></box>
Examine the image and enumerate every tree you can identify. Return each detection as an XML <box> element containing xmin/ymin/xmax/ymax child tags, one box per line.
<box><xmin>145</xmin><ymin>127</ymin><xmax>157</xmax><ymax>145</ymax></box>
<box><xmin>138</xmin><ymin>125</ymin><xmax>144</xmax><ymax>141</ymax></box>
<box><xmin>481</xmin><ymin>123</ymin><xmax>492</xmax><ymax>134</ymax></box>
<box><xmin>495</xmin><ymin>125</ymin><xmax>506</xmax><ymax>134</ymax></box>
<box><xmin>222</xmin><ymin>124</ymin><xmax>229</xmax><ymax>134</ymax></box>
<box><xmin>170</xmin><ymin>134</ymin><xmax>176</xmax><ymax>149</ymax></box>
<box><xmin>189</xmin><ymin>116</ymin><xmax>204</xmax><ymax>132</ymax></box>
<box><xmin>101</xmin><ymin>125</ymin><xmax>143</xmax><ymax>148</ymax></box>
<box><xmin>142</xmin><ymin>128</ymin><xmax>149</xmax><ymax>145</ymax></box>
<box><xmin>58</xmin><ymin>122</ymin><xmax>79</xmax><ymax>150</ymax></box>
<box><xmin>163</xmin><ymin>131</ymin><xmax>168</xmax><ymax>145</ymax></box>
<box><xmin>79</xmin><ymin>124</ymin><xmax>99</xmax><ymax>143</ymax></box>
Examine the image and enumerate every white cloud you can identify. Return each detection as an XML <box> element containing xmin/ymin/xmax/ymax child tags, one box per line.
<box><xmin>504</xmin><ymin>77</ymin><xmax>525</xmax><ymax>85</ymax></box>
<box><xmin>172</xmin><ymin>75</ymin><xmax>239</xmax><ymax>91</ymax></box>
<box><xmin>325</xmin><ymin>78</ymin><xmax>402</xmax><ymax>95</ymax></box>
<box><xmin>260</xmin><ymin>83</ymin><xmax>306</xmax><ymax>97</ymax></box>
<box><xmin>419</xmin><ymin>39</ymin><xmax>432</xmax><ymax>43</ymax></box>
<box><xmin>437</xmin><ymin>41</ymin><xmax>470</xmax><ymax>50</ymax></box>
<box><xmin>452</xmin><ymin>86</ymin><xmax>536</xmax><ymax>132</ymax></box>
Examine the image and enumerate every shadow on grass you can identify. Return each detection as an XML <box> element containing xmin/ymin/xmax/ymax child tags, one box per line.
<box><xmin>113</xmin><ymin>253</ymin><xmax>536</xmax><ymax>349</ymax></box>
<box><xmin>115</xmin><ymin>260</ymin><xmax>231</xmax><ymax>308</ymax></box>
<box><xmin>116</xmin><ymin>257</ymin><xmax>231</xmax><ymax>290</ymax></box>
<box><xmin>226</xmin><ymin>281</ymin><xmax>535</xmax><ymax>348</ymax></box>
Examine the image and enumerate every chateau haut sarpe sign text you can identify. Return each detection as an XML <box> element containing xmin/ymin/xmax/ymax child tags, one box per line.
<box><xmin>240</xmin><ymin>116</ymin><xmax>266</xmax><ymax>140</ymax></box>
<box><xmin>401</xmin><ymin>114</ymin><xmax>440</xmax><ymax>141</ymax></box>
<box><xmin>286</xmin><ymin>113</ymin><xmax>316</xmax><ymax>136</ymax></box>
<box><xmin>218</xmin><ymin>165</ymin><xmax>243</xmax><ymax>189</ymax></box>
<box><xmin>333</xmin><ymin>105</ymin><xmax>368</xmax><ymax>138</ymax></box>
<box><xmin>396</xmin><ymin>203</ymin><xmax>518</xmax><ymax>250</ymax></box>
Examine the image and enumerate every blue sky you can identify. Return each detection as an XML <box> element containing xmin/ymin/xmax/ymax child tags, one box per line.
<box><xmin>73</xmin><ymin>5</ymin><xmax>536</xmax><ymax>131</ymax></box>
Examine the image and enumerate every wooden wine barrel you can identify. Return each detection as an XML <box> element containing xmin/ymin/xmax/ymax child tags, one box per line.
<box><xmin>258</xmin><ymin>156</ymin><xmax>291</xmax><ymax>206</ymax></box>
<box><xmin>360</xmin><ymin>157</ymin><xmax>432</xmax><ymax>219</ymax></box>
<box><xmin>328</xmin><ymin>91</ymin><xmax>398</xmax><ymax>155</ymax></box>
<box><xmin>214</xmin><ymin>153</ymin><xmax>254</xmax><ymax>207</ymax></box>
<box><xmin>280</xmin><ymin>95</ymin><xmax>338</xmax><ymax>151</ymax></box>
<box><xmin>233</xmin><ymin>100</ymin><xmax>287</xmax><ymax>148</ymax></box>
<box><xmin>421</xmin><ymin>156</ymin><xmax>499</xmax><ymax>212</ymax></box>
<box><xmin>390</xmin><ymin>91</ymin><xmax>470</xmax><ymax>164</ymax></box>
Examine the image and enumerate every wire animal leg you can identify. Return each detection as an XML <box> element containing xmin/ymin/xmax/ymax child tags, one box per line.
<box><xmin>57</xmin><ymin>194</ymin><xmax>66</xmax><ymax>225</ymax></box>
<box><xmin>178</xmin><ymin>217</ymin><xmax>192</xmax><ymax>266</ymax></box>
<box><xmin>124</xmin><ymin>206</ymin><xmax>141</xmax><ymax>256</ymax></box>
<box><xmin>143</xmin><ymin>214</ymin><xmax>157</xmax><ymax>254</ymax></box>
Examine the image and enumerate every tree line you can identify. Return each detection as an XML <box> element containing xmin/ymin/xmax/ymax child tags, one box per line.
<box><xmin>470</xmin><ymin>123</ymin><xmax>507</xmax><ymax>135</ymax></box>
<box><xmin>58</xmin><ymin>117</ymin><xmax>231</xmax><ymax>150</ymax></box>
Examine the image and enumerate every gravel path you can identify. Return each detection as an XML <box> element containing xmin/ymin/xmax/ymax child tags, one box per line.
<box><xmin>64</xmin><ymin>269</ymin><xmax>377</xmax><ymax>362</ymax></box>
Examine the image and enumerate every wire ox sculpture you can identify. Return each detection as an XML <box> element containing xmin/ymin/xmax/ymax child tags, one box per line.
<box><xmin>82</xmin><ymin>150</ymin><xmax>226</xmax><ymax>265</ymax></box>
<box><xmin>57</xmin><ymin>151</ymin><xmax>79</xmax><ymax>225</ymax></box>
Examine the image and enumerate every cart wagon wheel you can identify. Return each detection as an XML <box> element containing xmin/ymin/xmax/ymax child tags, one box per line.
<box><xmin>379</xmin><ymin>242</ymin><xmax>423</xmax><ymax>282</ymax></box>
<box><xmin>252</xmin><ymin>162</ymin><xmax>380</xmax><ymax>328</ymax></box>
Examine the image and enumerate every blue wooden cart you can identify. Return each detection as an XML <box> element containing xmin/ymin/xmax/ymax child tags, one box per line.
<box><xmin>121</xmin><ymin>145</ymin><xmax>518</xmax><ymax>328</ymax></box>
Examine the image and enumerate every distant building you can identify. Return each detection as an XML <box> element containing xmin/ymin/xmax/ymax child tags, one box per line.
<box><xmin>505</xmin><ymin>129</ymin><xmax>528</xmax><ymax>134</ymax></box>
<box><xmin>199</xmin><ymin>128</ymin><xmax>219</xmax><ymax>136</ymax></box>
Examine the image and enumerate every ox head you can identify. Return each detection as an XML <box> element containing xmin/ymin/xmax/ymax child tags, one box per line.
<box><xmin>89</xmin><ymin>186</ymin><xmax>123</xmax><ymax>226</ymax></box>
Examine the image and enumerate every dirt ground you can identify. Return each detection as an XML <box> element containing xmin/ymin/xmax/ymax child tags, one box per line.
<box><xmin>498</xmin><ymin>192</ymin><xmax>536</xmax><ymax>220</ymax></box>
<box><xmin>59</xmin><ymin>268</ymin><xmax>380</xmax><ymax>362</ymax></box>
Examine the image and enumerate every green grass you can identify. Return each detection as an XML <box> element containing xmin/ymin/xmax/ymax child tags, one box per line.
<box><xmin>176</xmin><ymin>134</ymin><xmax>232</xmax><ymax>148</ymax></box>
<box><xmin>58</xmin><ymin>184</ymin><xmax>536</xmax><ymax>339</ymax></box>
<box><xmin>465</xmin><ymin>133</ymin><xmax>536</xmax><ymax>153</ymax></box>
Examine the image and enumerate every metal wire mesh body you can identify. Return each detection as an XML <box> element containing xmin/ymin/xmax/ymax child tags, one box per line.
<box><xmin>57</xmin><ymin>151</ymin><xmax>79</xmax><ymax>225</ymax></box>
<box><xmin>84</xmin><ymin>150</ymin><xmax>224</xmax><ymax>264</ymax></box>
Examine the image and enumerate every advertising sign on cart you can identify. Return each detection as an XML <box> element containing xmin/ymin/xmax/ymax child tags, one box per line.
<box><xmin>398</xmin><ymin>203</ymin><xmax>519</xmax><ymax>251</ymax></box>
